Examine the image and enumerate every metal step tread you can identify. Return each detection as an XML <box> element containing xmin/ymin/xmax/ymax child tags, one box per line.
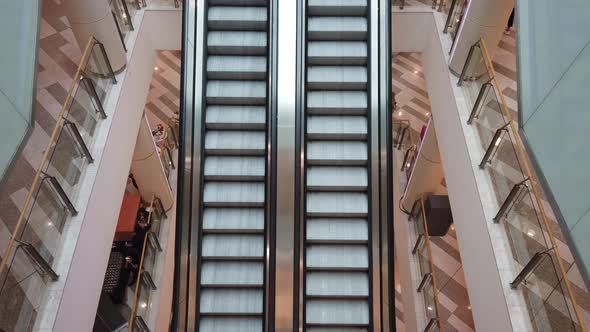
<box><xmin>308</xmin><ymin>66</ymin><xmax>367</xmax><ymax>89</ymax></box>
<box><xmin>203</xmin><ymin>182</ymin><xmax>265</xmax><ymax>206</ymax></box>
<box><xmin>208</xmin><ymin>31</ymin><xmax>268</xmax><ymax>55</ymax></box>
<box><xmin>308</xmin><ymin>0</ymin><xmax>368</xmax><ymax>16</ymax></box>
<box><xmin>307</xmin><ymin>141</ymin><xmax>367</xmax><ymax>165</ymax></box>
<box><xmin>208</xmin><ymin>7</ymin><xmax>268</xmax><ymax>31</ymax></box>
<box><xmin>207</xmin><ymin>56</ymin><xmax>267</xmax><ymax>80</ymax></box>
<box><xmin>308</xmin><ymin>41</ymin><xmax>367</xmax><ymax>65</ymax></box>
<box><xmin>307</xmin><ymin>115</ymin><xmax>367</xmax><ymax>140</ymax></box>
<box><xmin>204</xmin><ymin>130</ymin><xmax>266</xmax><ymax>155</ymax></box>
<box><xmin>307</xmin><ymin>90</ymin><xmax>367</xmax><ymax>114</ymax></box>
<box><xmin>307</xmin><ymin>166</ymin><xmax>367</xmax><ymax>191</ymax></box>
<box><xmin>203</xmin><ymin>207</ymin><xmax>265</xmax><ymax>230</ymax></box>
<box><xmin>308</xmin><ymin>16</ymin><xmax>368</xmax><ymax>41</ymax></box>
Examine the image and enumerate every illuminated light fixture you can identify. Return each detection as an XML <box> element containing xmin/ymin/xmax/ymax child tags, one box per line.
<box><xmin>427</xmin><ymin>306</ymin><xmax>433</xmax><ymax>311</ymax></box>
<box><xmin>414</xmin><ymin>70</ymin><xmax>418</xmax><ymax>74</ymax></box>
<box><xmin>495</xmin><ymin>137</ymin><xmax>502</xmax><ymax>146</ymax></box>
<box><xmin>406</xmin><ymin>162</ymin><xmax>411</xmax><ymax>168</ymax></box>
<box><xmin>450</xmin><ymin>224</ymin><xmax>455</xmax><ymax>230</ymax></box>
<box><xmin>456</xmin><ymin>19</ymin><xmax>460</xmax><ymax>22</ymax></box>
<box><xmin>425</xmin><ymin>112</ymin><xmax>430</xmax><ymax>116</ymax></box>
<box><xmin>398</xmin><ymin>111</ymin><xmax>402</xmax><ymax>116</ymax></box>
<box><xmin>140</xmin><ymin>302</ymin><xmax>147</xmax><ymax>309</ymax></box>
<box><xmin>122</xmin><ymin>14</ymin><xmax>127</xmax><ymax>19</ymax></box>
<box><xmin>154</xmin><ymin>66</ymin><xmax>159</xmax><ymax>71</ymax></box>
<box><xmin>527</xmin><ymin>229</ymin><xmax>536</xmax><ymax>238</ymax></box>
<box><xmin>47</xmin><ymin>222</ymin><xmax>53</xmax><ymax>227</ymax></box>
<box><xmin>467</xmin><ymin>306</ymin><xmax>472</xmax><ymax>310</ymax></box>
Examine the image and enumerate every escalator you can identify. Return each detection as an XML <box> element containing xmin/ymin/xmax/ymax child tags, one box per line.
<box><xmin>176</xmin><ymin>0</ymin><xmax>392</xmax><ymax>331</ymax></box>
<box><xmin>303</xmin><ymin>0</ymin><xmax>372</xmax><ymax>330</ymax></box>
<box><xmin>196</xmin><ymin>0</ymin><xmax>270</xmax><ymax>330</ymax></box>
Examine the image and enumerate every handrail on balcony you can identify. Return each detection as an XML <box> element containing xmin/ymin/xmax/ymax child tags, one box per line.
<box><xmin>419</xmin><ymin>196</ymin><xmax>443</xmax><ymax>331</ymax></box>
<box><xmin>0</xmin><ymin>35</ymin><xmax>115</xmax><ymax>280</ymax></box>
<box><xmin>477</xmin><ymin>37</ymin><xmax>585</xmax><ymax>330</ymax></box>
<box><xmin>128</xmin><ymin>194</ymin><xmax>166</xmax><ymax>331</ymax></box>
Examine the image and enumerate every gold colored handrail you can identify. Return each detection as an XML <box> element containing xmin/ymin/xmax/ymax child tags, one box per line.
<box><xmin>0</xmin><ymin>36</ymin><xmax>98</xmax><ymax>278</ymax></box>
<box><xmin>479</xmin><ymin>37</ymin><xmax>586</xmax><ymax>331</ymax></box>
<box><xmin>128</xmin><ymin>194</ymin><xmax>156</xmax><ymax>331</ymax></box>
<box><xmin>420</xmin><ymin>196</ymin><xmax>444</xmax><ymax>331</ymax></box>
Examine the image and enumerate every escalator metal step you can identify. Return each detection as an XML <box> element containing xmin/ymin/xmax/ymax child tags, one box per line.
<box><xmin>308</xmin><ymin>0</ymin><xmax>368</xmax><ymax>16</ymax></box>
<box><xmin>307</xmin><ymin>91</ymin><xmax>367</xmax><ymax>115</ymax></box>
<box><xmin>204</xmin><ymin>131</ymin><xmax>266</xmax><ymax>155</ymax></box>
<box><xmin>307</xmin><ymin>115</ymin><xmax>367</xmax><ymax>140</ymax></box>
<box><xmin>208</xmin><ymin>31</ymin><xmax>267</xmax><ymax>55</ymax></box>
<box><xmin>308</xmin><ymin>17</ymin><xmax>368</xmax><ymax>40</ymax></box>
<box><xmin>208</xmin><ymin>7</ymin><xmax>268</xmax><ymax>31</ymax></box>
<box><xmin>207</xmin><ymin>56</ymin><xmax>267</xmax><ymax>80</ymax></box>
<box><xmin>307</xmin><ymin>66</ymin><xmax>367</xmax><ymax>90</ymax></box>
<box><xmin>308</xmin><ymin>41</ymin><xmax>367</xmax><ymax>65</ymax></box>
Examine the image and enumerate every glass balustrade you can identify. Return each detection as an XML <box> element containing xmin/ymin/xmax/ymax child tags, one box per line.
<box><xmin>128</xmin><ymin>195</ymin><xmax>167</xmax><ymax>332</ymax></box>
<box><xmin>407</xmin><ymin>198</ymin><xmax>442</xmax><ymax>331</ymax></box>
<box><xmin>459</xmin><ymin>37</ymin><xmax>584</xmax><ymax>331</ymax></box>
<box><xmin>0</xmin><ymin>36</ymin><xmax>116</xmax><ymax>331</ymax></box>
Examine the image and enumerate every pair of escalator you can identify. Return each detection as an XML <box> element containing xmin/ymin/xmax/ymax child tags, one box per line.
<box><xmin>192</xmin><ymin>0</ymin><xmax>374</xmax><ymax>330</ymax></box>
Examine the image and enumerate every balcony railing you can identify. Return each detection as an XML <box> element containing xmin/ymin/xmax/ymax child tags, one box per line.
<box><xmin>459</xmin><ymin>37</ymin><xmax>585</xmax><ymax>331</ymax></box>
<box><xmin>411</xmin><ymin>198</ymin><xmax>443</xmax><ymax>332</ymax></box>
<box><xmin>128</xmin><ymin>195</ymin><xmax>167</xmax><ymax>332</ymax></box>
<box><xmin>0</xmin><ymin>36</ymin><xmax>116</xmax><ymax>332</ymax></box>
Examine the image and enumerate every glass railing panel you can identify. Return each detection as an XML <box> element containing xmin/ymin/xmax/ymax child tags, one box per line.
<box><xmin>134</xmin><ymin>274</ymin><xmax>153</xmax><ymax>323</ymax></box>
<box><xmin>141</xmin><ymin>241</ymin><xmax>157</xmax><ymax>279</ymax></box>
<box><xmin>0</xmin><ymin>247</ymin><xmax>44</xmax><ymax>332</ymax></box>
<box><xmin>160</xmin><ymin>147</ymin><xmax>172</xmax><ymax>180</ymax></box>
<box><xmin>64</xmin><ymin>80</ymin><xmax>103</xmax><ymax>149</ymax></box>
<box><xmin>458</xmin><ymin>43</ymin><xmax>492</xmax><ymax>107</ymax></box>
<box><xmin>423</xmin><ymin>282</ymin><xmax>440</xmax><ymax>331</ymax></box>
<box><xmin>86</xmin><ymin>43</ymin><xmax>117</xmax><ymax>104</ymax></box>
<box><xmin>501</xmin><ymin>186</ymin><xmax>548</xmax><ymax>270</ymax></box>
<box><xmin>109</xmin><ymin>0</ymin><xmax>132</xmax><ymax>45</ymax></box>
<box><xmin>43</xmin><ymin>124</ymin><xmax>91</xmax><ymax>206</ymax></box>
<box><xmin>17</xmin><ymin>178</ymin><xmax>69</xmax><ymax>266</ymax></box>
<box><xmin>521</xmin><ymin>251</ymin><xmax>576</xmax><ymax>332</ymax></box>
<box><xmin>444</xmin><ymin>0</ymin><xmax>467</xmax><ymax>43</ymax></box>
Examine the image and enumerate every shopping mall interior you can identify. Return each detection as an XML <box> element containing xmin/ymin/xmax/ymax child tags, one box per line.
<box><xmin>1</xmin><ymin>0</ymin><xmax>590</xmax><ymax>331</ymax></box>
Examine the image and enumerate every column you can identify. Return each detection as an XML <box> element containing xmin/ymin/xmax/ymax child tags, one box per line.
<box><xmin>449</xmin><ymin>0</ymin><xmax>514</xmax><ymax>75</ymax></box>
<box><xmin>62</xmin><ymin>0</ymin><xmax>127</xmax><ymax>72</ymax></box>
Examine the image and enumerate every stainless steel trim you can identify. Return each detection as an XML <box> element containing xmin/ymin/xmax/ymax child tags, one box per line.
<box><xmin>369</xmin><ymin>0</ymin><xmax>383</xmax><ymax>330</ymax></box>
<box><xmin>187</xmin><ymin>0</ymin><xmax>207</xmax><ymax>330</ymax></box>
<box><xmin>275</xmin><ymin>0</ymin><xmax>298</xmax><ymax>330</ymax></box>
<box><xmin>379</xmin><ymin>0</ymin><xmax>392</xmax><ymax>330</ymax></box>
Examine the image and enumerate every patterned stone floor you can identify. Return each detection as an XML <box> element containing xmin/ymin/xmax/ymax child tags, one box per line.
<box><xmin>394</xmin><ymin>52</ymin><xmax>476</xmax><ymax>332</ymax></box>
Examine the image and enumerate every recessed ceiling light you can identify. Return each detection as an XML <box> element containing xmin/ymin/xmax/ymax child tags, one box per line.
<box><xmin>467</xmin><ymin>305</ymin><xmax>471</xmax><ymax>310</ymax></box>
<box><xmin>427</xmin><ymin>306</ymin><xmax>433</xmax><ymax>311</ymax></box>
<box><xmin>140</xmin><ymin>302</ymin><xmax>147</xmax><ymax>308</ymax></box>
<box><xmin>47</xmin><ymin>222</ymin><xmax>53</xmax><ymax>227</ymax></box>
<box><xmin>425</xmin><ymin>112</ymin><xmax>430</xmax><ymax>116</ymax></box>
<box><xmin>398</xmin><ymin>111</ymin><xmax>402</xmax><ymax>116</ymax></box>
<box><xmin>414</xmin><ymin>70</ymin><xmax>419</xmax><ymax>74</ymax></box>
<box><xmin>527</xmin><ymin>230</ymin><xmax>536</xmax><ymax>238</ymax></box>
<box><xmin>154</xmin><ymin>66</ymin><xmax>159</xmax><ymax>71</ymax></box>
